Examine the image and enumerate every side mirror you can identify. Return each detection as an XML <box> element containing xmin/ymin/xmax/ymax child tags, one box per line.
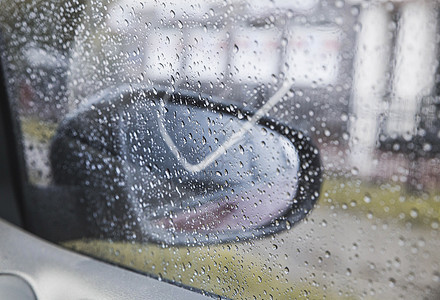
<box><xmin>50</xmin><ymin>85</ymin><xmax>322</xmax><ymax>245</ymax></box>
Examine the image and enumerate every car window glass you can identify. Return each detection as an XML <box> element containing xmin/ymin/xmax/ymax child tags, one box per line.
<box><xmin>1</xmin><ymin>0</ymin><xmax>440</xmax><ymax>299</ymax></box>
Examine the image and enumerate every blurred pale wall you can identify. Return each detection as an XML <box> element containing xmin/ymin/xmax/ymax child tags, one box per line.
<box><xmin>349</xmin><ymin>0</ymin><xmax>438</xmax><ymax>176</ymax></box>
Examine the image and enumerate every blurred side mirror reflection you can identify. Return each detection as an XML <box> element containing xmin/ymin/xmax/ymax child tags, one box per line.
<box><xmin>50</xmin><ymin>85</ymin><xmax>322</xmax><ymax>245</ymax></box>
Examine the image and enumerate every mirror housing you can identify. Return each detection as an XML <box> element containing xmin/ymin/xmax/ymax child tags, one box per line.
<box><xmin>50</xmin><ymin>84</ymin><xmax>322</xmax><ymax>245</ymax></box>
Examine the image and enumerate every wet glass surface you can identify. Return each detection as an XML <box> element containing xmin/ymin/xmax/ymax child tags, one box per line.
<box><xmin>1</xmin><ymin>0</ymin><xmax>440</xmax><ymax>298</ymax></box>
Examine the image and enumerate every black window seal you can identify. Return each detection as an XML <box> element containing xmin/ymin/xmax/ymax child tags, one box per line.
<box><xmin>0</xmin><ymin>33</ymin><xmax>28</xmax><ymax>228</ymax></box>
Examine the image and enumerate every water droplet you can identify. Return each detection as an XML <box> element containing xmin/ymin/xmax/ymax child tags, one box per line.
<box><xmin>432</xmin><ymin>271</ymin><xmax>440</xmax><ymax>282</ymax></box>
<box><xmin>363</xmin><ymin>194</ymin><xmax>371</xmax><ymax>204</ymax></box>
<box><xmin>351</xmin><ymin>167</ymin><xmax>359</xmax><ymax>175</ymax></box>
<box><xmin>233</xmin><ymin>44</ymin><xmax>239</xmax><ymax>53</ymax></box>
<box><xmin>335</xmin><ymin>0</ymin><xmax>344</xmax><ymax>8</ymax></box>
<box><xmin>388</xmin><ymin>278</ymin><xmax>396</xmax><ymax>288</ymax></box>
<box><xmin>351</xmin><ymin>6</ymin><xmax>360</xmax><ymax>16</ymax></box>
<box><xmin>423</xmin><ymin>143</ymin><xmax>432</xmax><ymax>151</ymax></box>
<box><xmin>410</xmin><ymin>208</ymin><xmax>418</xmax><ymax>218</ymax></box>
<box><xmin>239</xmin><ymin>145</ymin><xmax>244</xmax><ymax>155</ymax></box>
